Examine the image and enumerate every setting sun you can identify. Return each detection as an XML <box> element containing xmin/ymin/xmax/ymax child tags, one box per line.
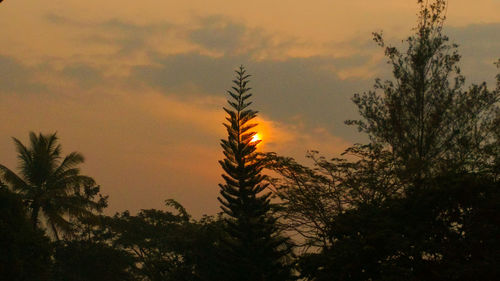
<box><xmin>251</xmin><ymin>133</ymin><xmax>261</xmax><ymax>144</ymax></box>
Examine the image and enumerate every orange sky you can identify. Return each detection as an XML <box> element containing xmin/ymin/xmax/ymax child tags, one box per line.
<box><xmin>0</xmin><ymin>0</ymin><xmax>499</xmax><ymax>217</ymax></box>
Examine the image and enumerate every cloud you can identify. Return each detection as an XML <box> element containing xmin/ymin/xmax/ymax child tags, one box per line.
<box><xmin>45</xmin><ymin>13</ymin><xmax>76</xmax><ymax>25</ymax></box>
<box><xmin>445</xmin><ymin>22</ymin><xmax>500</xmax><ymax>84</ymax></box>
<box><xmin>187</xmin><ymin>15</ymin><xmax>302</xmax><ymax>59</ymax></box>
<box><xmin>0</xmin><ymin>53</ymin><xmax>108</xmax><ymax>94</ymax></box>
<box><xmin>61</xmin><ymin>63</ymin><xmax>103</xmax><ymax>88</ymax></box>
<box><xmin>44</xmin><ymin>12</ymin><xmax>312</xmax><ymax>62</ymax></box>
<box><xmin>0</xmin><ymin>56</ymin><xmax>48</xmax><ymax>94</ymax></box>
<box><xmin>131</xmin><ymin>52</ymin><xmax>237</xmax><ymax>96</ymax></box>
<box><xmin>131</xmin><ymin>51</ymin><xmax>372</xmax><ymax>142</ymax></box>
<box><xmin>45</xmin><ymin>13</ymin><xmax>174</xmax><ymax>57</ymax></box>
<box><xmin>189</xmin><ymin>15</ymin><xmax>247</xmax><ymax>54</ymax></box>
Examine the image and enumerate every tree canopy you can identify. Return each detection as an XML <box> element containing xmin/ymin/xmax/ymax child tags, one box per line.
<box><xmin>0</xmin><ymin>132</ymin><xmax>107</xmax><ymax>240</ymax></box>
<box><xmin>218</xmin><ymin>66</ymin><xmax>294</xmax><ymax>281</ymax></box>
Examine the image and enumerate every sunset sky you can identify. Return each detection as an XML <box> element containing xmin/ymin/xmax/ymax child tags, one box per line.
<box><xmin>1</xmin><ymin>0</ymin><xmax>499</xmax><ymax>217</ymax></box>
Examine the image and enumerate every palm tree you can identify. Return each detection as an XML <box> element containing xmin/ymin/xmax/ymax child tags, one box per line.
<box><xmin>0</xmin><ymin>132</ymin><xmax>104</xmax><ymax>240</ymax></box>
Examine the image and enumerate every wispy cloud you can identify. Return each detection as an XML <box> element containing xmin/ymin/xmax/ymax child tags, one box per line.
<box><xmin>0</xmin><ymin>56</ymin><xmax>48</xmax><ymax>94</ymax></box>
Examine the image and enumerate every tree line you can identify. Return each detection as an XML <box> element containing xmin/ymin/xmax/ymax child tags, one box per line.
<box><xmin>1</xmin><ymin>1</ymin><xmax>499</xmax><ymax>280</ymax></box>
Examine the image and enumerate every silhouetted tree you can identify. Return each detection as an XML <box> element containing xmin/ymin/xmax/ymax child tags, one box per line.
<box><xmin>346</xmin><ymin>0</ymin><xmax>498</xmax><ymax>185</ymax></box>
<box><xmin>0</xmin><ymin>132</ymin><xmax>107</xmax><ymax>240</ymax></box>
<box><xmin>109</xmin><ymin>200</ymin><xmax>193</xmax><ymax>281</ymax></box>
<box><xmin>218</xmin><ymin>66</ymin><xmax>293</xmax><ymax>281</ymax></box>
<box><xmin>490</xmin><ymin>60</ymin><xmax>500</xmax><ymax>178</ymax></box>
<box><xmin>299</xmin><ymin>173</ymin><xmax>500</xmax><ymax>281</ymax></box>
<box><xmin>52</xmin><ymin>240</ymin><xmax>135</xmax><ymax>281</ymax></box>
<box><xmin>0</xmin><ymin>186</ymin><xmax>52</xmax><ymax>281</ymax></box>
<box><xmin>109</xmin><ymin>199</ymin><xmax>226</xmax><ymax>281</ymax></box>
<box><xmin>263</xmin><ymin>144</ymin><xmax>399</xmax><ymax>251</ymax></box>
<box><xmin>263</xmin><ymin>1</ymin><xmax>500</xmax><ymax>280</ymax></box>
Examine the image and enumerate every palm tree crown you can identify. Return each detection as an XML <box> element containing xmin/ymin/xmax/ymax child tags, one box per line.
<box><xmin>0</xmin><ymin>132</ymin><xmax>105</xmax><ymax>240</ymax></box>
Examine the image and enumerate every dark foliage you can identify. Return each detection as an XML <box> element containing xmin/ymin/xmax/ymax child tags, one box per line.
<box><xmin>300</xmin><ymin>174</ymin><xmax>500</xmax><ymax>281</ymax></box>
<box><xmin>347</xmin><ymin>0</ymin><xmax>498</xmax><ymax>184</ymax></box>
<box><xmin>263</xmin><ymin>1</ymin><xmax>500</xmax><ymax>280</ymax></box>
<box><xmin>218</xmin><ymin>66</ymin><xmax>294</xmax><ymax>281</ymax></box>
<box><xmin>109</xmin><ymin>200</ymin><xmax>226</xmax><ymax>281</ymax></box>
<box><xmin>0</xmin><ymin>132</ymin><xmax>107</xmax><ymax>240</ymax></box>
<box><xmin>52</xmin><ymin>240</ymin><xmax>135</xmax><ymax>281</ymax></box>
<box><xmin>0</xmin><ymin>186</ymin><xmax>52</xmax><ymax>281</ymax></box>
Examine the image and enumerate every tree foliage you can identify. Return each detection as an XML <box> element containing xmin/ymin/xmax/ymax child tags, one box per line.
<box><xmin>0</xmin><ymin>132</ymin><xmax>107</xmax><ymax>240</ymax></box>
<box><xmin>107</xmin><ymin>200</ymin><xmax>226</xmax><ymax>281</ymax></box>
<box><xmin>298</xmin><ymin>173</ymin><xmax>499</xmax><ymax>281</ymax></box>
<box><xmin>52</xmin><ymin>239</ymin><xmax>135</xmax><ymax>281</ymax></box>
<box><xmin>264</xmin><ymin>144</ymin><xmax>399</xmax><ymax>251</ymax></box>
<box><xmin>0</xmin><ymin>186</ymin><xmax>52</xmax><ymax>281</ymax></box>
<box><xmin>346</xmin><ymin>0</ymin><xmax>498</xmax><ymax>184</ymax></box>
<box><xmin>218</xmin><ymin>66</ymin><xmax>293</xmax><ymax>281</ymax></box>
<box><xmin>263</xmin><ymin>1</ymin><xmax>500</xmax><ymax>280</ymax></box>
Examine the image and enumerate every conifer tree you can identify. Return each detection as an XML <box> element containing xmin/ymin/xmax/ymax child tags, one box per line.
<box><xmin>218</xmin><ymin>66</ymin><xmax>292</xmax><ymax>281</ymax></box>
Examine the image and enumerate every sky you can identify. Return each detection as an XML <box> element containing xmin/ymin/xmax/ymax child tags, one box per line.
<box><xmin>1</xmin><ymin>0</ymin><xmax>499</xmax><ymax>217</ymax></box>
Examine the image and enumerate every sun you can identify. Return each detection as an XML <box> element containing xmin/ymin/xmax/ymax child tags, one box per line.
<box><xmin>250</xmin><ymin>133</ymin><xmax>261</xmax><ymax>144</ymax></box>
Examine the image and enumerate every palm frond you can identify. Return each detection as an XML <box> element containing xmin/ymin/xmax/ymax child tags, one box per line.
<box><xmin>0</xmin><ymin>164</ymin><xmax>30</xmax><ymax>193</ymax></box>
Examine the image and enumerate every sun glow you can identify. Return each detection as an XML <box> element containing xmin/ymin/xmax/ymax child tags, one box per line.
<box><xmin>250</xmin><ymin>133</ymin><xmax>261</xmax><ymax>144</ymax></box>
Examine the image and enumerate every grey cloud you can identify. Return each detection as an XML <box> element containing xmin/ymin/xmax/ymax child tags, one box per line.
<box><xmin>131</xmin><ymin>52</ymin><xmax>372</xmax><ymax>142</ymax></box>
<box><xmin>0</xmin><ymin>55</ymin><xmax>105</xmax><ymax>95</ymax></box>
<box><xmin>252</xmin><ymin>57</ymin><xmax>371</xmax><ymax>141</ymax></box>
<box><xmin>0</xmin><ymin>55</ymin><xmax>47</xmax><ymax>94</ymax></box>
<box><xmin>45</xmin><ymin>13</ymin><xmax>74</xmax><ymax>25</ymax></box>
<box><xmin>46</xmin><ymin>13</ymin><xmax>172</xmax><ymax>32</ymax></box>
<box><xmin>446</xmin><ymin>23</ymin><xmax>500</xmax><ymax>50</ymax></box>
<box><xmin>327</xmin><ymin>34</ymin><xmax>380</xmax><ymax>54</ymax></box>
<box><xmin>61</xmin><ymin>64</ymin><xmax>103</xmax><ymax>88</ymax></box>
<box><xmin>445</xmin><ymin>23</ymin><xmax>500</xmax><ymax>84</ymax></box>
<box><xmin>187</xmin><ymin>15</ymin><xmax>300</xmax><ymax>58</ymax></box>
<box><xmin>100</xmin><ymin>18</ymin><xmax>171</xmax><ymax>33</ymax></box>
<box><xmin>189</xmin><ymin>16</ymin><xmax>247</xmax><ymax>53</ymax></box>
<box><xmin>46</xmin><ymin>13</ymin><xmax>172</xmax><ymax>56</ymax></box>
<box><xmin>46</xmin><ymin>13</ymin><xmax>298</xmax><ymax>60</ymax></box>
<box><xmin>91</xmin><ymin>19</ymin><xmax>172</xmax><ymax>56</ymax></box>
<box><xmin>132</xmin><ymin>52</ymin><xmax>237</xmax><ymax>96</ymax></box>
<box><xmin>98</xmin><ymin>19</ymin><xmax>172</xmax><ymax>55</ymax></box>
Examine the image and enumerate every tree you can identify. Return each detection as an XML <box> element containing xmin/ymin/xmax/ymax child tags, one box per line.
<box><xmin>263</xmin><ymin>144</ymin><xmax>399</xmax><ymax>251</ymax></box>
<box><xmin>108</xmin><ymin>200</ymin><xmax>227</xmax><ymax>281</ymax></box>
<box><xmin>298</xmin><ymin>173</ymin><xmax>500</xmax><ymax>281</ymax></box>
<box><xmin>218</xmin><ymin>66</ymin><xmax>293</xmax><ymax>281</ymax></box>
<box><xmin>0</xmin><ymin>132</ymin><xmax>106</xmax><ymax>240</ymax></box>
<box><xmin>490</xmin><ymin>59</ymin><xmax>500</xmax><ymax>179</ymax></box>
<box><xmin>0</xmin><ymin>186</ymin><xmax>52</xmax><ymax>281</ymax></box>
<box><xmin>51</xmin><ymin>211</ymin><xmax>136</xmax><ymax>281</ymax></box>
<box><xmin>346</xmin><ymin>0</ymin><xmax>499</xmax><ymax>185</ymax></box>
<box><xmin>52</xmin><ymin>240</ymin><xmax>135</xmax><ymax>281</ymax></box>
<box><xmin>262</xmin><ymin>1</ymin><xmax>500</xmax><ymax>280</ymax></box>
<box><xmin>304</xmin><ymin>0</ymin><xmax>500</xmax><ymax>276</ymax></box>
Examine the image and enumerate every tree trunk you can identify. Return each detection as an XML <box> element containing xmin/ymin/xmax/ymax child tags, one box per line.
<box><xmin>31</xmin><ymin>203</ymin><xmax>40</xmax><ymax>230</ymax></box>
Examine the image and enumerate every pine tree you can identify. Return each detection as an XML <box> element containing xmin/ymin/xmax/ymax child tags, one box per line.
<box><xmin>218</xmin><ymin>66</ymin><xmax>292</xmax><ymax>281</ymax></box>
